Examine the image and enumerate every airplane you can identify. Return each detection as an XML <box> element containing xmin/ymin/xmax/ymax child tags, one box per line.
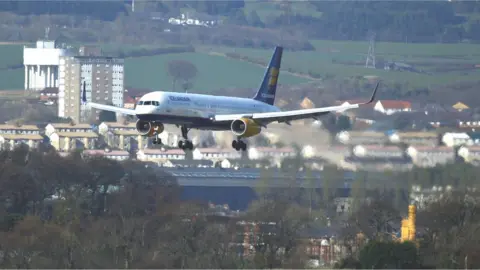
<box><xmin>83</xmin><ymin>46</ymin><xmax>379</xmax><ymax>151</ymax></box>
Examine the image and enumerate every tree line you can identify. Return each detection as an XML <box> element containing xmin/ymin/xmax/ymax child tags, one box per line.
<box><xmin>2</xmin><ymin>144</ymin><xmax>480</xmax><ymax>268</ymax></box>
<box><xmin>5</xmin><ymin>0</ymin><xmax>480</xmax><ymax>45</ymax></box>
<box><xmin>0</xmin><ymin>145</ymin><xmax>321</xmax><ymax>268</ymax></box>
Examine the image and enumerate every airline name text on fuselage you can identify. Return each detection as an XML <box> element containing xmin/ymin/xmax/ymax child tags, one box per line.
<box><xmin>169</xmin><ymin>96</ymin><xmax>191</xmax><ymax>102</ymax></box>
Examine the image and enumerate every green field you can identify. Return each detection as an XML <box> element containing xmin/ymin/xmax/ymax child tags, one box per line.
<box><xmin>0</xmin><ymin>44</ymin><xmax>307</xmax><ymax>91</ymax></box>
<box><xmin>200</xmin><ymin>40</ymin><xmax>480</xmax><ymax>88</ymax></box>
<box><xmin>2</xmin><ymin>39</ymin><xmax>480</xmax><ymax>91</ymax></box>
<box><xmin>124</xmin><ymin>52</ymin><xmax>307</xmax><ymax>92</ymax></box>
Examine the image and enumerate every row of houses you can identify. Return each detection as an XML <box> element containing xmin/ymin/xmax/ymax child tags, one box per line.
<box><xmin>336</xmin><ymin>130</ymin><xmax>480</xmax><ymax>148</ymax></box>
<box><xmin>337</xmin><ymin>144</ymin><xmax>480</xmax><ymax>170</ymax></box>
<box><xmin>0</xmin><ymin>121</ymin><xmax>306</xmax><ymax>165</ymax></box>
<box><xmin>337</xmin><ymin>99</ymin><xmax>472</xmax><ymax>116</ymax></box>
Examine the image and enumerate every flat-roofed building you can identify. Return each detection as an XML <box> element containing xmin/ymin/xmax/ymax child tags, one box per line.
<box><xmin>49</xmin><ymin>131</ymin><xmax>99</xmax><ymax>151</ymax></box>
<box><xmin>58</xmin><ymin>55</ymin><xmax>124</xmax><ymax>123</ymax></box>
<box><xmin>0</xmin><ymin>134</ymin><xmax>44</xmax><ymax>149</ymax></box>
<box><xmin>45</xmin><ymin>123</ymin><xmax>93</xmax><ymax>137</ymax></box>
<box><xmin>389</xmin><ymin>132</ymin><xmax>439</xmax><ymax>146</ymax></box>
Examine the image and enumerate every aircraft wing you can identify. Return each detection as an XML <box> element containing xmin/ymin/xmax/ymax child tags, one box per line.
<box><xmin>81</xmin><ymin>81</ymin><xmax>136</xmax><ymax>115</ymax></box>
<box><xmin>214</xmin><ymin>82</ymin><xmax>380</xmax><ymax>124</ymax></box>
<box><xmin>87</xmin><ymin>102</ymin><xmax>137</xmax><ymax>116</ymax></box>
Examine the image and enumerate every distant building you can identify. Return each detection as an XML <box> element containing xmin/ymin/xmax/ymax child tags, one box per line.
<box><xmin>407</xmin><ymin>146</ymin><xmax>455</xmax><ymax>167</ymax></box>
<box><xmin>389</xmin><ymin>132</ymin><xmax>439</xmax><ymax>147</ymax></box>
<box><xmin>82</xmin><ymin>149</ymin><xmax>130</xmax><ymax>161</ymax></box>
<box><xmin>23</xmin><ymin>40</ymin><xmax>68</xmax><ymax>90</ymax></box>
<box><xmin>39</xmin><ymin>87</ymin><xmax>59</xmax><ymax>102</ymax></box>
<box><xmin>374</xmin><ymin>100</ymin><xmax>412</xmax><ymax>115</ymax></box>
<box><xmin>336</xmin><ymin>131</ymin><xmax>386</xmax><ymax>145</ymax></box>
<box><xmin>58</xmin><ymin>56</ymin><xmax>124</xmax><ymax>123</ymax></box>
<box><xmin>442</xmin><ymin>132</ymin><xmax>471</xmax><ymax>147</ymax></box>
<box><xmin>458</xmin><ymin>146</ymin><xmax>480</xmax><ymax>164</ymax></box>
<box><xmin>452</xmin><ymin>102</ymin><xmax>469</xmax><ymax>112</ymax></box>
<box><xmin>352</xmin><ymin>145</ymin><xmax>404</xmax><ymax>159</ymax></box>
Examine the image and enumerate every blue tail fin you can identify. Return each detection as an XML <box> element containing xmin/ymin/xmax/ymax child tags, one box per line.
<box><xmin>253</xmin><ymin>46</ymin><xmax>283</xmax><ymax>105</ymax></box>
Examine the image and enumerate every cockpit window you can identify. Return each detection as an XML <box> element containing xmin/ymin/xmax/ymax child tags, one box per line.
<box><xmin>137</xmin><ymin>101</ymin><xmax>159</xmax><ymax>106</ymax></box>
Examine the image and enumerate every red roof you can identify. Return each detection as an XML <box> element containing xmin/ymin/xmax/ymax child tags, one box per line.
<box><xmin>124</xmin><ymin>95</ymin><xmax>143</xmax><ymax>104</ymax></box>
<box><xmin>377</xmin><ymin>100</ymin><xmax>412</xmax><ymax>109</ymax></box>
<box><xmin>335</xmin><ymin>100</ymin><xmax>374</xmax><ymax>108</ymax></box>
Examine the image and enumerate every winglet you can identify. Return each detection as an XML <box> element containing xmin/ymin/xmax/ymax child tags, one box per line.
<box><xmin>81</xmin><ymin>81</ymin><xmax>87</xmax><ymax>104</ymax></box>
<box><xmin>363</xmin><ymin>81</ymin><xmax>380</xmax><ymax>105</ymax></box>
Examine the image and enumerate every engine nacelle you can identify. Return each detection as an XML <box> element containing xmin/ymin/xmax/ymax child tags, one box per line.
<box><xmin>136</xmin><ymin>120</ymin><xmax>164</xmax><ymax>137</ymax></box>
<box><xmin>231</xmin><ymin>118</ymin><xmax>261</xmax><ymax>138</ymax></box>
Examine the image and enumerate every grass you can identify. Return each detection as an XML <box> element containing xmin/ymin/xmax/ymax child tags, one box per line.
<box><xmin>0</xmin><ymin>44</ymin><xmax>26</xmax><ymax>69</ymax></box>
<box><xmin>0</xmin><ymin>44</ymin><xmax>307</xmax><ymax>91</ymax></box>
<box><xmin>2</xmin><ymin>39</ymin><xmax>480</xmax><ymax>91</ymax></box>
<box><xmin>124</xmin><ymin>52</ymin><xmax>307</xmax><ymax>93</ymax></box>
<box><xmin>200</xmin><ymin>40</ymin><xmax>480</xmax><ymax>88</ymax></box>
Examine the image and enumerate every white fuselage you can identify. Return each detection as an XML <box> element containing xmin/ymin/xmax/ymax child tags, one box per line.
<box><xmin>134</xmin><ymin>91</ymin><xmax>280</xmax><ymax>129</ymax></box>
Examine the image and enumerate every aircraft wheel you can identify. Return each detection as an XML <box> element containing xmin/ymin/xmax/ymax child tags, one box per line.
<box><xmin>232</xmin><ymin>140</ymin><xmax>238</xmax><ymax>149</ymax></box>
<box><xmin>185</xmin><ymin>140</ymin><xmax>193</xmax><ymax>150</ymax></box>
<box><xmin>241</xmin><ymin>141</ymin><xmax>247</xmax><ymax>151</ymax></box>
<box><xmin>232</xmin><ymin>140</ymin><xmax>247</xmax><ymax>151</ymax></box>
<box><xmin>179</xmin><ymin>140</ymin><xmax>193</xmax><ymax>150</ymax></box>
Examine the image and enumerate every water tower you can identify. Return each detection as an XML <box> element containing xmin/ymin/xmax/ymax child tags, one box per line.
<box><xmin>23</xmin><ymin>28</ymin><xmax>67</xmax><ymax>90</ymax></box>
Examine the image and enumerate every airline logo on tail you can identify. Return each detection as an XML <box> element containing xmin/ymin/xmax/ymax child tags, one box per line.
<box><xmin>252</xmin><ymin>46</ymin><xmax>283</xmax><ymax>106</ymax></box>
<box><xmin>268</xmin><ymin>67</ymin><xmax>279</xmax><ymax>87</ymax></box>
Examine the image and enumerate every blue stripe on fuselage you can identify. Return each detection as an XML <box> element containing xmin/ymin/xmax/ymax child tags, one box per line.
<box><xmin>136</xmin><ymin>114</ymin><xmax>231</xmax><ymax>130</ymax></box>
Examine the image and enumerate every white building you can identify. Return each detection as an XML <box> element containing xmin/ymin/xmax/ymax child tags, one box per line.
<box><xmin>373</xmin><ymin>100</ymin><xmax>412</xmax><ymax>115</ymax></box>
<box><xmin>23</xmin><ymin>40</ymin><xmax>68</xmax><ymax>90</ymax></box>
<box><xmin>442</xmin><ymin>132</ymin><xmax>471</xmax><ymax>147</ymax></box>
<box><xmin>407</xmin><ymin>146</ymin><xmax>455</xmax><ymax>167</ymax></box>
<box><xmin>458</xmin><ymin>146</ymin><xmax>480</xmax><ymax>163</ymax></box>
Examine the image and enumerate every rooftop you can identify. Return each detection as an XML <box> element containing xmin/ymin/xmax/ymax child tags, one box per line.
<box><xmin>377</xmin><ymin>100</ymin><xmax>412</xmax><ymax>109</ymax></box>
<box><xmin>0</xmin><ymin>134</ymin><xmax>44</xmax><ymax>140</ymax></box>
<box><xmin>0</xmin><ymin>124</ymin><xmax>40</xmax><ymax>130</ymax></box>
<box><xmin>102</xmin><ymin>121</ymin><xmax>136</xmax><ymax>128</ymax></box>
<box><xmin>49</xmin><ymin>123</ymin><xmax>92</xmax><ymax>129</ymax></box>
<box><xmin>141</xmin><ymin>148</ymin><xmax>186</xmax><ymax>155</ymax></box>
<box><xmin>83</xmin><ymin>149</ymin><xmax>130</xmax><ymax>156</ymax></box>
<box><xmin>55</xmin><ymin>132</ymin><xmax>99</xmax><ymax>138</ymax></box>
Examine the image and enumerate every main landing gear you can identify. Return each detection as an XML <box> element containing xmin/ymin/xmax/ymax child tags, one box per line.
<box><xmin>232</xmin><ymin>139</ymin><xmax>247</xmax><ymax>151</ymax></box>
<box><xmin>152</xmin><ymin>137</ymin><xmax>162</xmax><ymax>145</ymax></box>
<box><xmin>178</xmin><ymin>125</ymin><xmax>193</xmax><ymax>150</ymax></box>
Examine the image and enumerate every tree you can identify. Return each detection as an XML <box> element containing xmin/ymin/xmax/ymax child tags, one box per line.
<box><xmin>358</xmin><ymin>240</ymin><xmax>421</xmax><ymax>269</ymax></box>
<box><xmin>417</xmin><ymin>193</ymin><xmax>480</xmax><ymax>269</ymax></box>
<box><xmin>167</xmin><ymin>60</ymin><xmax>198</xmax><ymax>91</ymax></box>
<box><xmin>341</xmin><ymin>195</ymin><xmax>400</xmax><ymax>242</ymax></box>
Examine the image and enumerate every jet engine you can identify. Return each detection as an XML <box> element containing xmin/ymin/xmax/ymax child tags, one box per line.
<box><xmin>231</xmin><ymin>118</ymin><xmax>261</xmax><ymax>138</ymax></box>
<box><xmin>135</xmin><ymin>119</ymin><xmax>164</xmax><ymax>137</ymax></box>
